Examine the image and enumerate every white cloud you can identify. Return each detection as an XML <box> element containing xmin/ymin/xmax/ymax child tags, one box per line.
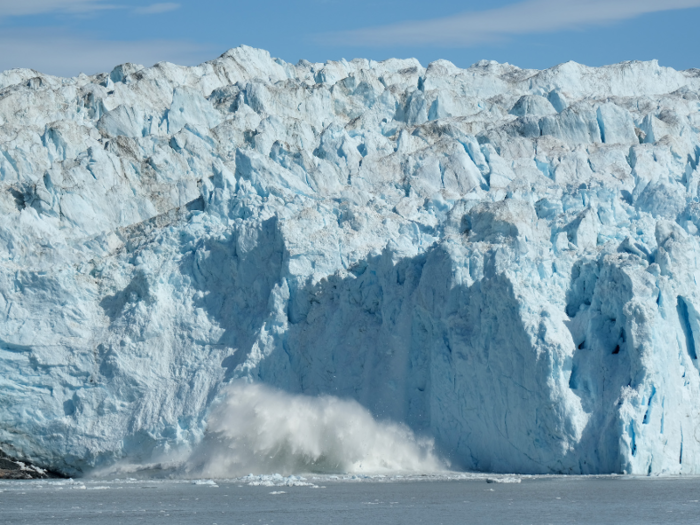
<box><xmin>0</xmin><ymin>0</ymin><xmax>116</xmax><ymax>17</ymax></box>
<box><xmin>134</xmin><ymin>3</ymin><xmax>180</xmax><ymax>15</ymax></box>
<box><xmin>323</xmin><ymin>0</ymin><xmax>700</xmax><ymax>47</ymax></box>
<box><xmin>0</xmin><ymin>29</ymin><xmax>213</xmax><ymax>77</ymax></box>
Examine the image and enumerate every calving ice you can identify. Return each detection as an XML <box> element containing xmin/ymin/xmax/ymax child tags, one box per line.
<box><xmin>0</xmin><ymin>46</ymin><xmax>699</xmax><ymax>477</ymax></box>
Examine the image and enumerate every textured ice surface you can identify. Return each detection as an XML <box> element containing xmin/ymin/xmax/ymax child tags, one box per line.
<box><xmin>1</xmin><ymin>47</ymin><xmax>700</xmax><ymax>476</ymax></box>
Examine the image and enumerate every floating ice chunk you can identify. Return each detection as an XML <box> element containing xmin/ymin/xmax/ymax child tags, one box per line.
<box><xmin>485</xmin><ymin>477</ymin><xmax>521</xmax><ymax>484</ymax></box>
<box><xmin>192</xmin><ymin>479</ymin><xmax>218</xmax><ymax>486</ymax></box>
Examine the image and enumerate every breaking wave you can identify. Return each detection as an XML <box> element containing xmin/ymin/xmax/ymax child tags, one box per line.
<box><xmin>185</xmin><ymin>383</ymin><xmax>446</xmax><ymax>477</ymax></box>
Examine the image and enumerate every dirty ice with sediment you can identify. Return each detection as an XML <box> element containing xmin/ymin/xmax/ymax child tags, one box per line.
<box><xmin>1</xmin><ymin>46</ymin><xmax>700</xmax><ymax>477</ymax></box>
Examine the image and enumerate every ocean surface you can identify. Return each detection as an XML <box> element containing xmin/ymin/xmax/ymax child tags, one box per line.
<box><xmin>1</xmin><ymin>475</ymin><xmax>699</xmax><ymax>524</ymax></box>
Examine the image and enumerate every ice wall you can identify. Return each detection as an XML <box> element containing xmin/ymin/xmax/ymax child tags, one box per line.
<box><xmin>1</xmin><ymin>47</ymin><xmax>700</xmax><ymax>475</ymax></box>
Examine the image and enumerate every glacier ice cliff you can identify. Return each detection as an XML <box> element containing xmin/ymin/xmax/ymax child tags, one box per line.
<box><xmin>1</xmin><ymin>47</ymin><xmax>700</xmax><ymax>476</ymax></box>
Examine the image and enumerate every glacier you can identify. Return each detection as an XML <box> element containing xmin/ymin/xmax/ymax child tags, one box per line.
<box><xmin>1</xmin><ymin>46</ymin><xmax>700</xmax><ymax>476</ymax></box>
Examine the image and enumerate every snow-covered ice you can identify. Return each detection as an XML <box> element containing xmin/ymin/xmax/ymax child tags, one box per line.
<box><xmin>1</xmin><ymin>46</ymin><xmax>700</xmax><ymax>476</ymax></box>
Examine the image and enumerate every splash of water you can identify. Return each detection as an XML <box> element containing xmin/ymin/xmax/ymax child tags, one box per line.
<box><xmin>186</xmin><ymin>383</ymin><xmax>447</xmax><ymax>478</ymax></box>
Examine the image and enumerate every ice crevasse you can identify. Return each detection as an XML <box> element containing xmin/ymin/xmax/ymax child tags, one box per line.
<box><xmin>1</xmin><ymin>46</ymin><xmax>700</xmax><ymax>476</ymax></box>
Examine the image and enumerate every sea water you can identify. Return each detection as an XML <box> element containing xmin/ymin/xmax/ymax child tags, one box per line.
<box><xmin>2</xmin><ymin>475</ymin><xmax>699</xmax><ymax>524</ymax></box>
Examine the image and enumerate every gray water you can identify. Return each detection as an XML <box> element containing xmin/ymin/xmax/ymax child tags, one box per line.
<box><xmin>2</xmin><ymin>475</ymin><xmax>699</xmax><ymax>524</ymax></box>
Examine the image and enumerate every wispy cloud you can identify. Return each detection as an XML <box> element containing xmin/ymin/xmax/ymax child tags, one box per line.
<box><xmin>0</xmin><ymin>0</ymin><xmax>117</xmax><ymax>17</ymax></box>
<box><xmin>322</xmin><ymin>0</ymin><xmax>700</xmax><ymax>47</ymax></box>
<box><xmin>0</xmin><ymin>29</ymin><xmax>213</xmax><ymax>76</ymax></box>
<box><xmin>134</xmin><ymin>3</ymin><xmax>180</xmax><ymax>15</ymax></box>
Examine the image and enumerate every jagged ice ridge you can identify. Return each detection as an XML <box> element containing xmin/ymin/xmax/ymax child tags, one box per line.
<box><xmin>1</xmin><ymin>46</ymin><xmax>700</xmax><ymax>476</ymax></box>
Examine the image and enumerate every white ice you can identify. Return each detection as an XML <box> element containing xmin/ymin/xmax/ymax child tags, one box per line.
<box><xmin>0</xmin><ymin>47</ymin><xmax>699</xmax><ymax>476</ymax></box>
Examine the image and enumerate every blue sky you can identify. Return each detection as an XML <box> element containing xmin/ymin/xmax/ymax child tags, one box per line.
<box><xmin>1</xmin><ymin>0</ymin><xmax>699</xmax><ymax>76</ymax></box>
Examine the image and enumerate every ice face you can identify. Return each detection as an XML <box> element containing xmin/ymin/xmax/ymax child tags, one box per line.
<box><xmin>1</xmin><ymin>47</ymin><xmax>700</xmax><ymax>476</ymax></box>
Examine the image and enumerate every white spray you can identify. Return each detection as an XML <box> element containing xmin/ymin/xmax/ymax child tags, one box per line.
<box><xmin>186</xmin><ymin>383</ymin><xmax>447</xmax><ymax>477</ymax></box>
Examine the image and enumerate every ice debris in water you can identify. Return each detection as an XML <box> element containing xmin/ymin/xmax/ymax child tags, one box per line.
<box><xmin>1</xmin><ymin>46</ymin><xmax>700</xmax><ymax>476</ymax></box>
<box><xmin>486</xmin><ymin>477</ymin><xmax>521</xmax><ymax>484</ymax></box>
<box><xmin>192</xmin><ymin>479</ymin><xmax>218</xmax><ymax>487</ymax></box>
